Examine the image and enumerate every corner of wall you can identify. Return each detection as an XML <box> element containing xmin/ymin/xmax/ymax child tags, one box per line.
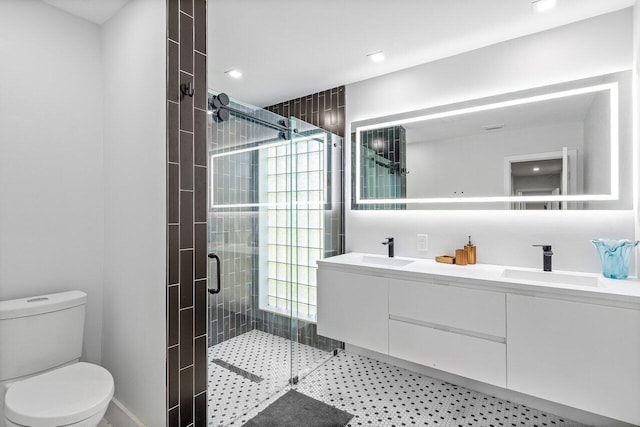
<box><xmin>100</xmin><ymin>0</ymin><xmax>167</xmax><ymax>425</ymax></box>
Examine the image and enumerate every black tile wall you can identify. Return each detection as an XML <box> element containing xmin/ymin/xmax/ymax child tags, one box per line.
<box><xmin>179</xmin><ymin>132</ymin><xmax>194</xmax><ymax>190</ymax></box>
<box><xmin>207</xmin><ymin>111</ymin><xmax>259</xmax><ymax>346</ymax></box>
<box><xmin>168</xmin><ymin>345</ymin><xmax>179</xmax><ymax>408</ymax></box>
<box><xmin>168</xmin><ymin>285</ymin><xmax>179</xmax><ymax>346</ymax></box>
<box><xmin>179</xmin><ymin>367</ymin><xmax>193</xmax><ymax>425</ymax></box>
<box><xmin>193</xmin><ymin>110</ymin><xmax>207</xmax><ymax>166</ymax></box>
<box><xmin>167</xmin><ymin>100</ymin><xmax>180</xmax><ymax>163</ymax></box>
<box><xmin>169</xmin><ymin>406</ymin><xmax>179</xmax><ymax>427</ymax></box>
<box><xmin>194</xmin><ymin>393</ymin><xmax>207</xmax><ymax>427</ymax></box>
<box><xmin>194</xmin><ymin>53</ymin><xmax>207</xmax><ymax>110</ymax></box>
<box><xmin>167</xmin><ymin>0</ymin><xmax>207</xmax><ymax>425</ymax></box>
<box><xmin>179</xmin><ymin>14</ymin><xmax>193</xmax><ymax>74</ymax></box>
<box><xmin>265</xmin><ymin>86</ymin><xmax>346</xmax><ymax>138</ymax></box>
<box><xmin>179</xmin><ymin>250</ymin><xmax>193</xmax><ymax>308</ymax></box>
<box><xmin>179</xmin><ymin>192</ymin><xmax>193</xmax><ymax>248</ymax></box>
<box><xmin>194</xmin><ymin>167</ymin><xmax>207</xmax><ymax>222</ymax></box>
<box><xmin>168</xmin><ymin>42</ymin><xmax>179</xmax><ymax>104</ymax></box>
<box><xmin>180</xmin><ymin>0</ymin><xmax>193</xmax><ymax>16</ymax></box>
<box><xmin>193</xmin><ymin>1</ymin><xmax>206</xmax><ymax>55</ymax></box>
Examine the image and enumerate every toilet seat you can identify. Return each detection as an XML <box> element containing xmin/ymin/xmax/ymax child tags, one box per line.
<box><xmin>4</xmin><ymin>362</ymin><xmax>114</xmax><ymax>427</ymax></box>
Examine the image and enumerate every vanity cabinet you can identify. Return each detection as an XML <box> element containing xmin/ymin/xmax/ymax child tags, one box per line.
<box><xmin>507</xmin><ymin>294</ymin><xmax>640</xmax><ymax>425</ymax></box>
<box><xmin>317</xmin><ymin>256</ymin><xmax>640</xmax><ymax>425</ymax></box>
<box><xmin>317</xmin><ymin>268</ymin><xmax>388</xmax><ymax>354</ymax></box>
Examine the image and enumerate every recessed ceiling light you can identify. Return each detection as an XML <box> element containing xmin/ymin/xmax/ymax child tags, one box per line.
<box><xmin>367</xmin><ymin>51</ymin><xmax>385</xmax><ymax>62</ymax></box>
<box><xmin>225</xmin><ymin>69</ymin><xmax>243</xmax><ymax>79</ymax></box>
<box><xmin>532</xmin><ymin>0</ymin><xmax>556</xmax><ymax>13</ymax></box>
<box><xmin>533</xmin><ymin>167</ymin><xmax>540</xmax><ymax>172</ymax></box>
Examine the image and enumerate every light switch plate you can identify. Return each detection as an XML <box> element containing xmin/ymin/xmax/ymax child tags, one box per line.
<box><xmin>417</xmin><ymin>234</ymin><xmax>429</xmax><ymax>251</ymax></box>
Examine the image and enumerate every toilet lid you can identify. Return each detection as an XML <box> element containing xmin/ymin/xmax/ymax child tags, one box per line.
<box><xmin>4</xmin><ymin>362</ymin><xmax>114</xmax><ymax>427</ymax></box>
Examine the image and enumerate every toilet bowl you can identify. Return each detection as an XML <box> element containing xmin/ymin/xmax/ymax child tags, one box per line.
<box><xmin>0</xmin><ymin>291</ymin><xmax>114</xmax><ymax>427</ymax></box>
<box><xmin>3</xmin><ymin>362</ymin><xmax>114</xmax><ymax>427</ymax></box>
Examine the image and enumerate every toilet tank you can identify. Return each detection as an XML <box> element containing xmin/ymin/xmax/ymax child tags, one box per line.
<box><xmin>0</xmin><ymin>291</ymin><xmax>87</xmax><ymax>382</ymax></box>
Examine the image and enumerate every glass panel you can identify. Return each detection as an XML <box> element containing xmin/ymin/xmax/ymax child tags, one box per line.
<box><xmin>207</xmin><ymin>93</ymin><xmax>294</xmax><ymax>427</ymax></box>
<box><xmin>287</xmin><ymin>117</ymin><xmax>344</xmax><ymax>385</ymax></box>
<box><xmin>206</xmin><ymin>92</ymin><xmax>345</xmax><ymax>426</ymax></box>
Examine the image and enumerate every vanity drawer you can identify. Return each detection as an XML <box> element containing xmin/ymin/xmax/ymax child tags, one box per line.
<box><xmin>389</xmin><ymin>319</ymin><xmax>506</xmax><ymax>387</ymax></box>
<box><xmin>389</xmin><ymin>279</ymin><xmax>505</xmax><ymax>337</ymax></box>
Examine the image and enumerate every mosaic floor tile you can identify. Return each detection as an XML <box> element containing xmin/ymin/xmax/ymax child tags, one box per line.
<box><xmin>211</xmin><ymin>331</ymin><xmax>586</xmax><ymax>427</ymax></box>
<box><xmin>208</xmin><ymin>329</ymin><xmax>330</xmax><ymax>426</ymax></box>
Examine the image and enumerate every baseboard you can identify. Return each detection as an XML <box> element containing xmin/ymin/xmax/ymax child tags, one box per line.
<box><xmin>104</xmin><ymin>398</ymin><xmax>145</xmax><ymax>427</ymax></box>
<box><xmin>345</xmin><ymin>344</ymin><xmax>636</xmax><ymax>427</ymax></box>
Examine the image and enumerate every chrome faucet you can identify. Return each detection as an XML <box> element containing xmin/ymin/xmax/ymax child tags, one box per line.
<box><xmin>533</xmin><ymin>245</ymin><xmax>553</xmax><ymax>271</ymax></box>
<box><xmin>382</xmin><ymin>237</ymin><xmax>395</xmax><ymax>258</ymax></box>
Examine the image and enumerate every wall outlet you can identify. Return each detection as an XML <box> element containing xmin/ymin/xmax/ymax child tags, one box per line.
<box><xmin>416</xmin><ymin>234</ymin><xmax>429</xmax><ymax>252</ymax></box>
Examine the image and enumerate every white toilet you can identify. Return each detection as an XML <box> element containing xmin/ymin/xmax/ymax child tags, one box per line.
<box><xmin>0</xmin><ymin>291</ymin><xmax>114</xmax><ymax>427</ymax></box>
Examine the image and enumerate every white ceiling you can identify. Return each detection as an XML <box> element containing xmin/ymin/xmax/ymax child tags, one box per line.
<box><xmin>42</xmin><ymin>0</ymin><xmax>129</xmax><ymax>25</ymax></box>
<box><xmin>208</xmin><ymin>0</ymin><xmax>635</xmax><ymax>107</ymax></box>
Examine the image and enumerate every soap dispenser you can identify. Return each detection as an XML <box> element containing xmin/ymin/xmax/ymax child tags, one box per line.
<box><xmin>465</xmin><ymin>236</ymin><xmax>476</xmax><ymax>264</ymax></box>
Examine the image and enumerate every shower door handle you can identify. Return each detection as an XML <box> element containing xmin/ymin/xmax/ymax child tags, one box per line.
<box><xmin>207</xmin><ymin>253</ymin><xmax>221</xmax><ymax>294</ymax></box>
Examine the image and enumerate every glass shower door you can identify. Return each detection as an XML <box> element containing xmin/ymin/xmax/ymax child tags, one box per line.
<box><xmin>206</xmin><ymin>94</ymin><xmax>344</xmax><ymax>426</ymax></box>
<box><xmin>207</xmin><ymin>96</ymin><xmax>296</xmax><ymax>426</ymax></box>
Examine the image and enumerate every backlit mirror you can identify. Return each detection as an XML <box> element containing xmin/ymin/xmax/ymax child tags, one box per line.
<box><xmin>352</xmin><ymin>71</ymin><xmax>631</xmax><ymax>210</ymax></box>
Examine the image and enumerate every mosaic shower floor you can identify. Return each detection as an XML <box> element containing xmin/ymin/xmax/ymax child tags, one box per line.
<box><xmin>207</xmin><ymin>329</ymin><xmax>332</xmax><ymax>426</ymax></box>
<box><xmin>210</xmin><ymin>331</ymin><xmax>585</xmax><ymax>427</ymax></box>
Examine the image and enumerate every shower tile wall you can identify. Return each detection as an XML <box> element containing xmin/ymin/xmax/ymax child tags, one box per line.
<box><xmin>166</xmin><ymin>1</ymin><xmax>207</xmax><ymax>426</ymax></box>
<box><xmin>265</xmin><ymin>86</ymin><xmax>345</xmax><ymax>138</ymax></box>
<box><xmin>207</xmin><ymin>111</ymin><xmax>263</xmax><ymax>346</ymax></box>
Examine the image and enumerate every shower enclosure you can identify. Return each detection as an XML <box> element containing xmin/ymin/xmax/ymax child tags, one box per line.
<box><xmin>206</xmin><ymin>92</ymin><xmax>343</xmax><ymax>426</ymax></box>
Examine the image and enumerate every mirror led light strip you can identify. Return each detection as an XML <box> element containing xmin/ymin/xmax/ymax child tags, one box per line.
<box><xmin>210</xmin><ymin>133</ymin><xmax>328</xmax><ymax>208</ymax></box>
<box><xmin>355</xmin><ymin>82</ymin><xmax>619</xmax><ymax>205</ymax></box>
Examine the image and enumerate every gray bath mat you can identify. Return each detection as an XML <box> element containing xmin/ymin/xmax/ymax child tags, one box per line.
<box><xmin>242</xmin><ymin>390</ymin><xmax>354</xmax><ymax>427</ymax></box>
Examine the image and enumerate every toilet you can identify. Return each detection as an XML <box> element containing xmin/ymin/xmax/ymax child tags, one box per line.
<box><xmin>0</xmin><ymin>291</ymin><xmax>114</xmax><ymax>427</ymax></box>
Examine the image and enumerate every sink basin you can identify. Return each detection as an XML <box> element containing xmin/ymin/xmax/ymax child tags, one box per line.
<box><xmin>501</xmin><ymin>269</ymin><xmax>601</xmax><ymax>287</ymax></box>
<box><xmin>360</xmin><ymin>256</ymin><xmax>414</xmax><ymax>267</ymax></box>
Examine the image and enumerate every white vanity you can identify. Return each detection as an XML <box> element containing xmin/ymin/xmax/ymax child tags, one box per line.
<box><xmin>317</xmin><ymin>253</ymin><xmax>640</xmax><ymax>426</ymax></box>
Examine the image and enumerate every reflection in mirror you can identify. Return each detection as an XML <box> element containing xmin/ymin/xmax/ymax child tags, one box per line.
<box><xmin>352</xmin><ymin>71</ymin><xmax>631</xmax><ymax>210</ymax></box>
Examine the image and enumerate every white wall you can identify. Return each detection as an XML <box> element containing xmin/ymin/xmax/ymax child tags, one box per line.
<box><xmin>0</xmin><ymin>1</ymin><xmax>166</xmax><ymax>423</ymax></box>
<box><xmin>0</xmin><ymin>0</ymin><xmax>104</xmax><ymax>364</ymax></box>
<box><xmin>346</xmin><ymin>9</ymin><xmax>635</xmax><ymax>273</ymax></box>
<box><xmin>100</xmin><ymin>0</ymin><xmax>166</xmax><ymax>425</ymax></box>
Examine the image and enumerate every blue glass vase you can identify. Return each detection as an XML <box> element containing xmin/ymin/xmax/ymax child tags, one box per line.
<box><xmin>591</xmin><ymin>239</ymin><xmax>639</xmax><ymax>279</ymax></box>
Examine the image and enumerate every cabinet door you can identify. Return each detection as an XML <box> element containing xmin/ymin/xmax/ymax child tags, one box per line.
<box><xmin>507</xmin><ymin>294</ymin><xmax>640</xmax><ymax>425</ymax></box>
<box><xmin>317</xmin><ymin>268</ymin><xmax>388</xmax><ymax>354</ymax></box>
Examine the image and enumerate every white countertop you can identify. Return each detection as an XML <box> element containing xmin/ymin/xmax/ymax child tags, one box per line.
<box><xmin>317</xmin><ymin>252</ymin><xmax>640</xmax><ymax>309</ymax></box>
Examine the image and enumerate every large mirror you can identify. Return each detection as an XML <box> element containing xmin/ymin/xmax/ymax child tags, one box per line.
<box><xmin>352</xmin><ymin>71</ymin><xmax>632</xmax><ymax>210</ymax></box>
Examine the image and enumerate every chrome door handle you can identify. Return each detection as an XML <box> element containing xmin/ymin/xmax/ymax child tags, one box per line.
<box><xmin>208</xmin><ymin>253</ymin><xmax>221</xmax><ymax>294</ymax></box>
